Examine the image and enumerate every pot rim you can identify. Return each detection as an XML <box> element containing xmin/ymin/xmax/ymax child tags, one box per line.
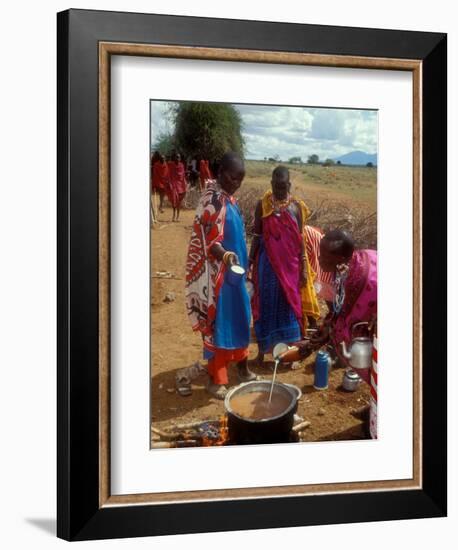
<box><xmin>224</xmin><ymin>380</ymin><xmax>299</xmax><ymax>424</ymax></box>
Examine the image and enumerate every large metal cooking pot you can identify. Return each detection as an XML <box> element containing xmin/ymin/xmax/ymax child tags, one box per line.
<box><xmin>224</xmin><ymin>381</ymin><xmax>301</xmax><ymax>444</ymax></box>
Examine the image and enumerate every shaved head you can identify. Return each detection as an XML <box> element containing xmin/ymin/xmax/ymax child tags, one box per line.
<box><xmin>218</xmin><ymin>151</ymin><xmax>245</xmax><ymax>195</ymax></box>
<box><xmin>271</xmin><ymin>165</ymin><xmax>291</xmax><ymax>200</ymax></box>
<box><xmin>322</xmin><ymin>229</ymin><xmax>355</xmax><ymax>258</ymax></box>
<box><xmin>272</xmin><ymin>166</ymin><xmax>289</xmax><ymax>180</ymax></box>
<box><xmin>272</xmin><ymin>165</ymin><xmax>290</xmax><ymax>180</ymax></box>
<box><xmin>219</xmin><ymin>151</ymin><xmax>244</xmax><ymax>173</ymax></box>
<box><xmin>319</xmin><ymin>229</ymin><xmax>355</xmax><ymax>272</ymax></box>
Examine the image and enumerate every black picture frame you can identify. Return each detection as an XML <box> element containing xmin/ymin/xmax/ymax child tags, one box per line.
<box><xmin>57</xmin><ymin>8</ymin><xmax>447</xmax><ymax>541</ymax></box>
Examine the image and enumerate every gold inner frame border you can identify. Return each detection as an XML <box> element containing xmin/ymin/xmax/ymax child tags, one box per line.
<box><xmin>98</xmin><ymin>42</ymin><xmax>422</xmax><ymax>507</ymax></box>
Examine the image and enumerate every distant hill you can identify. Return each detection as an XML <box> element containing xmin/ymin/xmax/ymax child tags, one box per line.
<box><xmin>334</xmin><ymin>151</ymin><xmax>377</xmax><ymax>166</ymax></box>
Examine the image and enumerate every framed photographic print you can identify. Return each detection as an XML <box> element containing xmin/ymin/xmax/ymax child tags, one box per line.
<box><xmin>57</xmin><ymin>9</ymin><xmax>447</xmax><ymax>541</ymax></box>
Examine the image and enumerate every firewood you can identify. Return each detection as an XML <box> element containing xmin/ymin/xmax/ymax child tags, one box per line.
<box><xmin>152</xmin><ymin>426</ymin><xmax>201</xmax><ymax>441</ymax></box>
<box><xmin>174</xmin><ymin>419</ymin><xmax>219</xmax><ymax>430</ymax></box>
<box><xmin>152</xmin><ymin>440</ymin><xmax>199</xmax><ymax>449</ymax></box>
<box><xmin>152</xmin><ymin>441</ymin><xmax>173</xmax><ymax>448</ymax></box>
<box><xmin>151</xmin><ymin>426</ymin><xmax>180</xmax><ymax>441</ymax></box>
<box><xmin>292</xmin><ymin>421</ymin><xmax>311</xmax><ymax>433</ymax></box>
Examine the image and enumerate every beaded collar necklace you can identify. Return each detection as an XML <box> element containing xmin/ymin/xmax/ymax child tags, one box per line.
<box><xmin>271</xmin><ymin>193</ymin><xmax>292</xmax><ymax>215</ymax></box>
<box><xmin>333</xmin><ymin>262</ymin><xmax>350</xmax><ymax>315</ymax></box>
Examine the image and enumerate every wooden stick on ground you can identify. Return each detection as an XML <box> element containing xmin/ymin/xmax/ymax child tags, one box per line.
<box><xmin>173</xmin><ymin>419</ymin><xmax>219</xmax><ymax>431</ymax></box>
<box><xmin>151</xmin><ymin>426</ymin><xmax>180</xmax><ymax>441</ymax></box>
<box><xmin>152</xmin><ymin>440</ymin><xmax>199</xmax><ymax>449</ymax></box>
<box><xmin>292</xmin><ymin>420</ymin><xmax>311</xmax><ymax>433</ymax></box>
<box><xmin>151</xmin><ymin>426</ymin><xmax>202</xmax><ymax>441</ymax></box>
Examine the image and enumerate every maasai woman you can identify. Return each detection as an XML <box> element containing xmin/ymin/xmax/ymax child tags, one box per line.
<box><xmin>152</xmin><ymin>153</ymin><xmax>169</xmax><ymax>213</ymax></box>
<box><xmin>185</xmin><ymin>152</ymin><xmax>255</xmax><ymax>399</ymax></box>
<box><xmin>311</xmin><ymin>228</ymin><xmax>377</xmax><ymax>378</ymax></box>
<box><xmin>308</xmin><ymin>229</ymin><xmax>378</xmax><ymax>437</ymax></box>
<box><xmin>279</xmin><ymin>229</ymin><xmax>378</xmax><ymax>437</ymax></box>
<box><xmin>199</xmin><ymin>158</ymin><xmax>212</xmax><ymax>192</ymax></box>
<box><xmin>167</xmin><ymin>153</ymin><xmax>188</xmax><ymax>222</ymax></box>
<box><xmin>249</xmin><ymin>166</ymin><xmax>320</xmax><ymax>366</ymax></box>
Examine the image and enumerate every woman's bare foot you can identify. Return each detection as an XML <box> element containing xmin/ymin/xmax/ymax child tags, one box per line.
<box><xmin>237</xmin><ymin>362</ymin><xmax>257</xmax><ymax>382</ymax></box>
<box><xmin>207</xmin><ymin>382</ymin><xmax>228</xmax><ymax>400</ymax></box>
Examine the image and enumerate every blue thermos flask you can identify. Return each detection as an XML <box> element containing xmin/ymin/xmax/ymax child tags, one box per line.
<box><xmin>314</xmin><ymin>350</ymin><xmax>330</xmax><ymax>390</ymax></box>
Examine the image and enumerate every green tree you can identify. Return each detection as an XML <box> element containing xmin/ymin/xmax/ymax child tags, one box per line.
<box><xmin>289</xmin><ymin>156</ymin><xmax>302</xmax><ymax>164</ymax></box>
<box><xmin>307</xmin><ymin>154</ymin><xmax>319</xmax><ymax>164</ymax></box>
<box><xmin>323</xmin><ymin>158</ymin><xmax>335</xmax><ymax>166</ymax></box>
<box><xmin>366</xmin><ymin>161</ymin><xmax>374</xmax><ymax>167</ymax></box>
<box><xmin>172</xmin><ymin>102</ymin><xmax>244</xmax><ymax>160</ymax></box>
<box><xmin>153</xmin><ymin>132</ymin><xmax>175</xmax><ymax>157</ymax></box>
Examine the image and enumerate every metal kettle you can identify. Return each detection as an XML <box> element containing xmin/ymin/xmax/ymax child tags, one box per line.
<box><xmin>340</xmin><ymin>322</ymin><xmax>372</xmax><ymax>370</ymax></box>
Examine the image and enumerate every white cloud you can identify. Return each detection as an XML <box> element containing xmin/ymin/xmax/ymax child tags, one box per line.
<box><xmin>150</xmin><ymin>101</ymin><xmax>175</xmax><ymax>147</ymax></box>
<box><xmin>237</xmin><ymin>104</ymin><xmax>377</xmax><ymax>160</ymax></box>
<box><xmin>149</xmin><ymin>100</ymin><xmax>377</xmax><ymax>161</ymax></box>
<box><xmin>309</xmin><ymin>109</ymin><xmax>345</xmax><ymax>141</ymax></box>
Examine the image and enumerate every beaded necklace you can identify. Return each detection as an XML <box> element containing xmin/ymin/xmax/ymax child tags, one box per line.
<box><xmin>271</xmin><ymin>193</ymin><xmax>292</xmax><ymax>216</ymax></box>
<box><xmin>333</xmin><ymin>263</ymin><xmax>349</xmax><ymax>315</ymax></box>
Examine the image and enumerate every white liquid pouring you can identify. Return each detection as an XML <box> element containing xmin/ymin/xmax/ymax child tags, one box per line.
<box><xmin>268</xmin><ymin>359</ymin><xmax>280</xmax><ymax>403</ymax></box>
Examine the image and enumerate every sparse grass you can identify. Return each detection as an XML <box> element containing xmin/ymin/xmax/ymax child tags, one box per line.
<box><xmin>181</xmin><ymin>160</ymin><xmax>377</xmax><ymax>249</ymax></box>
<box><xmin>243</xmin><ymin>160</ymin><xmax>377</xmax><ymax>209</ymax></box>
<box><xmin>238</xmin><ymin>160</ymin><xmax>377</xmax><ymax>250</ymax></box>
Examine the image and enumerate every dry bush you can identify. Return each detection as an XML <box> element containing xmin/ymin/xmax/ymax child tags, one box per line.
<box><xmin>183</xmin><ymin>186</ymin><xmax>201</xmax><ymax>210</ymax></box>
<box><xmin>307</xmin><ymin>198</ymin><xmax>377</xmax><ymax>250</ymax></box>
<box><xmin>237</xmin><ymin>189</ymin><xmax>377</xmax><ymax>250</ymax></box>
<box><xmin>237</xmin><ymin>187</ymin><xmax>261</xmax><ymax>237</ymax></box>
<box><xmin>185</xmin><ymin>180</ymin><xmax>377</xmax><ymax>251</ymax></box>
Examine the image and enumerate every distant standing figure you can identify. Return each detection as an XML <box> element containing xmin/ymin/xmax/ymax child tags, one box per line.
<box><xmin>199</xmin><ymin>158</ymin><xmax>212</xmax><ymax>191</ymax></box>
<box><xmin>152</xmin><ymin>154</ymin><xmax>169</xmax><ymax>213</ymax></box>
<box><xmin>167</xmin><ymin>153</ymin><xmax>188</xmax><ymax>222</ymax></box>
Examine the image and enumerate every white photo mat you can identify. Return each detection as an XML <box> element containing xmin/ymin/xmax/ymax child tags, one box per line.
<box><xmin>110</xmin><ymin>55</ymin><xmax>413</xmax><ymax>496</ymax></box>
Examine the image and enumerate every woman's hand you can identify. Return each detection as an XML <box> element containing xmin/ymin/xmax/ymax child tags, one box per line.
<box><xmin>226</xmin><ymin>252</ymin><xmax>239</xmax><ymax>266</ymax></box>
<box><xmin>210</xmin><ymin>243</ymin><xmax>240</xmax><ymax>266</ymax></box>
<box><xmin>310</xmin><ymin>323</ymin><xmax>331</xmax><ymax>347</ymax></box>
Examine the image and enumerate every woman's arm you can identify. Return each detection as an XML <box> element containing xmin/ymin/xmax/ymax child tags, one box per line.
<box><xmin>209</xmin><ymin>243</ymin><xmax>238</xmax><ymax>266</ymax></box>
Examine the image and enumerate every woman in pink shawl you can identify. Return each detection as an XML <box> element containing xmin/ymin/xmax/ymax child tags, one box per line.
<box><xmin>249</xmin><ymin>166</ymin><xmax>319</xmax><ymax>366</ymax></box>
<box><xmin>310</xmin><ymin>229</ymin><xmax>377</xmax><ymax>384</ymax></box>
<box><xmin>282</xmin><ymin>229</ymin><xmax>378</xmax><ymax>438</ymax></box>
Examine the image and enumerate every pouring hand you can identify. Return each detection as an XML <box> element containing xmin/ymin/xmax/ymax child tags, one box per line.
<box><xmin>297</xmin><ymin>341</ymin><xmax>314</xmax><ymax>359</ymax></box>
<box><xmin>310</xmin><ymin>324</ymin><xmax>330</xmax><ymax>347</ymax></box>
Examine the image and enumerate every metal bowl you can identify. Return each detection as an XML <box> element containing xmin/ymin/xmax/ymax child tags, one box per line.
<box><xmin>224</xmin><ymin>381</ymin><xmax>301</xmax><ymax>444</ymax></box>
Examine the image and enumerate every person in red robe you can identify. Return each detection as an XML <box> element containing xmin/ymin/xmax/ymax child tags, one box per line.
<box><xmin>199</xmin><ymin>158</ymin><xmax>213</xmax><ymax>191</ymax></box>
<box><xmin>152</xmin><ymin>154</ymin><xmax>169</xmax><ymax>213</ymax></box>
<box><xmin>167</xmin><ymin>153</ymin><xmax>188</xmax><ymax>222</ymax></box>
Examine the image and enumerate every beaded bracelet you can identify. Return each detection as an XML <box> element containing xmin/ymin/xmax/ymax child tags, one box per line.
<box><xmin>223</xmin><ymin>251</ymin><xmax>235</xmax><ymax>265</ymax></box>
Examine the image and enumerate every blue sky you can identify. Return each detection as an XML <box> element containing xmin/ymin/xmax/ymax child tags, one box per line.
<box><xmin>150</xmin><ymin>101</ymin><xmax>377</xmax><ymax>161</ymax></box>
